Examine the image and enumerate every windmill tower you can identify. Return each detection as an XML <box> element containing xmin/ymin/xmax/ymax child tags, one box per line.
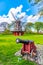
<box><xmin>11</xmin><ymin>12</ymin><xmax>24</xmax><ymax>36</ymax></box>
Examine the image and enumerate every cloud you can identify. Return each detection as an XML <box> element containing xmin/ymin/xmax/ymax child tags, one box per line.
<box><xmin>0</xmin><ymin>15</ymin><xmax>11</xmax><ymax>24</ymax></box>
<box><xmin>26</xmin><ymin>8</ymin><xmax>30</xmax><ymax>12</ymax></box>
<box><xmin>17</xmin><ymin>12</ymin><xmax>26</xmax><ymax>18</ymax></box>
<box><xmin>8</xmin><ymin>5</ymin><xmax>23</xmax><ymax>21</ymax></box>
<box><xmin>27</xmin><ymin>15</ymin><xmax>33</xmax><ymax>20</ymax></box>
<box><xmin>0</xmin><ymin>5</ymin><xmax>23</xmax><ymax>23</ymax></box>
<box><xmin>0</xmin><ymin>5</ymin><xmax>41</xmax><ymax>24</ymax></box>
<box><xmin>27</xmin><ymin>14</ymin><xmax>40</xmax><ymax>23</ymax></box>
<box><xmin>16</xmin><ymin>5</ymin><xmax>23</xmax><ymax>13</ymax></box>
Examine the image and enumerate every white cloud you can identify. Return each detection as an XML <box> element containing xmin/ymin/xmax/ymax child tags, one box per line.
<box><xmin>16</xmin><ymin>5</ymin><xmax>23</xmax><ymax>13</ymax></box>
<box><xmin>3</xmin><ymin>15</ymin><xmax>7</xmax><ymax>18</ymax></box>
<box><xmin>8</xmin><ymin>5</ymin><xmax>23</xmax><ymax>21</ymax></box>
<box><xmin>27</xmin><ymin>15</ymin><xmax>33</xmax><ymax>20</ymax></box>
<box><xmin>27</xmin><ymin>14</ymin><xmax>40</xmax><ymax>23</ymax></box>
<box><xmin>0</xmin><ymin>5</ymin><xmax>23</xmax><ymax>23</ymax></box>
<box><xmin>17</xmin><ymin>12</ymin><xmax>26</xmax><ymax>18</ymax></box>
<box><xmin>0</xmin><ymin>15</ymin><xmax>11</xmax><ymax>24</ymax></box>
<box><xmin>8</xmin><ymin>9</ymin><xmax>15</xmax><ymax>21</ymax></box>
<box><xmin>0</xmin><ymin>4</ymin><xmax>41</xmax><ymax>24</ymax></box>
<box><xmin>26</xmin><ymin>8</ymin><xmax>30</xmax><ymax>12</ymax></box>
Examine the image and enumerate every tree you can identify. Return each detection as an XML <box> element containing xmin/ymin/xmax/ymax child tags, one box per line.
<box><xmin>34</xmin><ymin>22</ymin><xmax>43</xmax><ymax>33</ymax></box>
<box><xmin>40</xmin><ymin>22</ymin><xmax>43</xmax><ymax>30</ymax></box>
<box><xmin>25</xmin><ymin>22</ymin><xmax>34</xmax><ymax>33</ymax></box>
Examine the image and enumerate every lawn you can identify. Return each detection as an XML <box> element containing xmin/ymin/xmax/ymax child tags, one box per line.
<box><xmin>0</xmin><ymin>34</ymin><xmax>43</xmax><ymax>65</ymax></box>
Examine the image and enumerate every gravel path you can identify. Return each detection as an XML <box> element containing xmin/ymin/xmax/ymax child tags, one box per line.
<box><xmin>36</xmin><ymin>44</ymin><xmax>43</xmax><ymax>65</ymax></box>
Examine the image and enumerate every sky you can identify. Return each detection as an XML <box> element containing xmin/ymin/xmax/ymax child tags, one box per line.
<box><xmin>0</xmin><ymin>0</ymin><xmax>43</xmax><ymax>24</ymax></box>
<box><xmin>0</xmin><ymin>0</ymin><xmax>39</xmax><ymax>15</ymax></box>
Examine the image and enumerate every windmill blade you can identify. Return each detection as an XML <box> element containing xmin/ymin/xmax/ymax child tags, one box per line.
<box><xmin>19</xmin><ymin>16</ymin><xmax>23</xmax><ymax>19</ymax></box>
<box><xmin>21</xmin><ymin>22</ymin><xmax>27</xmax><ymax>27</ymax></box>
<box><xmin>8</xmin><ymin>22</ymin><xmax>15</xmax><ymax>29</ymax></box>
<box><xmin>17</xmin><ymin>16</ymin><xmax>24</xmax><ymax>21</ymax></box>
<box><xmin>11</xmin><ymin>11</ymin><xmax>17</xmax><ymax>21</ymax></box>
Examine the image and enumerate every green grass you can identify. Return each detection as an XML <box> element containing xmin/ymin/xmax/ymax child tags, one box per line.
<box><xmin>0</xmin><ymin>34</ymin><xmax>43</xmax><ymax>65</ymax></box>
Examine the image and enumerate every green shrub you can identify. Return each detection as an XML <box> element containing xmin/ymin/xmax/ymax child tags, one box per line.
<box><xmin>2</xmin><ymin>29</ymin><xmax>12</xmax><ymax>35</ymax></box>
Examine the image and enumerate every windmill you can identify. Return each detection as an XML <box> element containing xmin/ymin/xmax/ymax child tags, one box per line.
<box><xmin>11</xmin><ymin>12</ymin><xmax>24</xmax><ymax>36</ymax></box>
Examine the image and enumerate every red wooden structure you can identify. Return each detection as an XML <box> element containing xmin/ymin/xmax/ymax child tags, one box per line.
<box><xmin>16</xmin><ymin>38</ymin><xmax>36</xmax><ymax>56</ymax></box>
<box><xmin>13</xmin><ymin>31</ymin><xmax>24</xmax><ymax>36</ymax></box>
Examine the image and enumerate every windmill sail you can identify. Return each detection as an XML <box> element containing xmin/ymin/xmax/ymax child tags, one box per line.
<box><xmin>11</xmin><ymin>11</ymin><xmax>17</xmax><ymax>21</ymax></box>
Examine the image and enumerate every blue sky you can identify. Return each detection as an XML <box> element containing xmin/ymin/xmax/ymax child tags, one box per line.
<box><xmin>0</xmin><ymin>0</ymin><xmax>43</xmax><ymax>22</ymax></box>
<box><xmin>0</xmin><ymin>0</ymin><xmax>39</xmax><ymax>15</ymax></box>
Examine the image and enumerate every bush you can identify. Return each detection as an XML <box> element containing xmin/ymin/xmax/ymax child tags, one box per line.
<box><xmin>2</xmin><ymin>29</ymin><xmax>12</xmax><ymax>35</ymax></box>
